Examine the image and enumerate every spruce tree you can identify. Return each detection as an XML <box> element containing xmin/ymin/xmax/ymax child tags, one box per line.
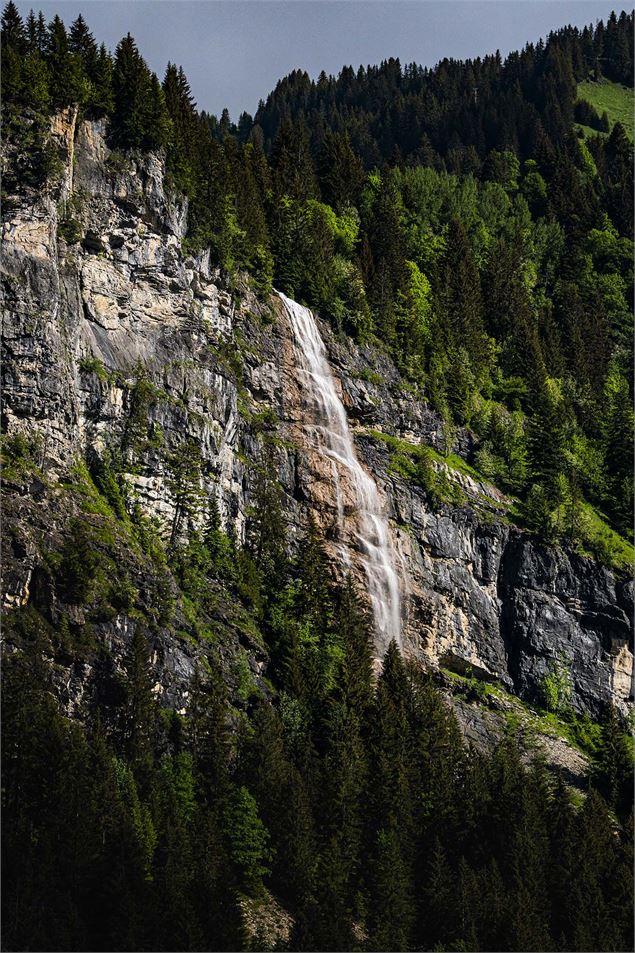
<box><xmin>92</xmin><ymin>43</ymin><xmax>114</xmax><ymax>114</ymax></box>
<box><xmin>112</xmin><ymin>33</ymin><xmax>170</xmax><ymax>150</ymax></box>
<box><xmin>122</xmin><ymin>627</ymin><xmax>157</xmax><ymax>773</ymax></box>
<box><xmin>47</xmin><ymin>14</ymin><xmax>88</xmax><ymax>107</ymax></box>
<box><xmin>1</xmin><ymin>0</ymin><xmax>26</xmax><ymax>52</ymax></box>
<box><xmin>1</xmin><ymin>1</ymin><xmax>27</xmax><ymax>104</ymax></box>
<box><xmin>367</xmin><ymin>816</ymin><xmax>414</xmax><ymax>951</ymax></box>
<box><xmin>270</xmin><ymin>119</ymin><xmax>317</xmax><ymax>201</ymax></box>
<box><xmin>246</xmin><ymin>446</ymin><xmax>287</xmax><ymax>597</ymax></box>
<box><xmin>317</xmin><ymin>130</ymin><xmax>365</xmax><ymax>211</ymax></box>
<box><xmin>68</xmin><ymin>14</ymin><xmax>98</xmax><ymax>79</ymax></box>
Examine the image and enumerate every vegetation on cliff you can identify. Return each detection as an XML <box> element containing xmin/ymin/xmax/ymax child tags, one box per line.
<box><xmin>2</xmin><ymin>440</ymin><xmax>634</xmax><ymax>951</ymax></box>
<box><xmin>2</xmin><ymin>2</ymin><xmax>632</xmax><ymax>561</ymax></box>
<box><xmin>1</xmin><ymin>3</ymin><xmax>634</xmax><ymax>951</ymax></box>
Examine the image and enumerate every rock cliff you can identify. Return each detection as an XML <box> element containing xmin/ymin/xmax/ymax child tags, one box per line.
<box><xmin>2</xmin><ymin>112</ymin><xmax>632</xmax><ymax>723</ymax></box>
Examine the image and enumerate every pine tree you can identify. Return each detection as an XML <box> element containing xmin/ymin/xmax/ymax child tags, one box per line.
<box><xmin>25</xmin><ymin>9</ymin><xmax>38</xmax><ymax>51</ymax></box>
<box><xmin>603</xmin><ymin>122</ymin><xmax>633</xmax><ymax>236</ymax></box>
<box><xmin>335</xmin><ymin>575</ymin><xmax>374</xmax><ymax>712</ymax></box>
<box><xmin>1</xmin><ymin>1</ymin><xmax>26</xmax><ymax>52</ymax></box>
<box><xmin>68</xmin><ymin>14</ymin><xmax>98</xmax><ymax>79</ymax></box>
<box><xmin>590</xmin><ymin>704</ymin><xmax>634</xmax><ymax>815</ymax></box>
<box><xmin>246</xmin><ymin>445</ymin><xmax>287</xmax><ymax>596</ymax></box>
<box><xmin>92</xmin><ymin>43</ymin><xmax>114</xmax><ymax>114</ymax></box>
<box><xmin>271</xmin><ymin>119</ymin><xmax>317</xmax><ymax>201</ymax></box>
<box><xmin>526</xmin><ymin>376</ymin><xmax>569</xmax><ymax>506</ymax></box>
<box><xmin>145</xmin><ymin>72</ymin><xmax>171</xmax><ymax>150</ymax></box>
<box><xmin>1</xmin><ymin>1</ymin><xmax>27</xmax><ymax>104</ymax></box>
<box><xmin>366</xmin><ymin>816</ymin><xmax>414</xmax><ymax>951</ymax></box>
<box><xmin>163</xmin><ymin>62</ymin><xmax>199</xmax><ymax>194</ymax></box>
<box><xmin>506</xmin><ymin>768</ymin><xmax>553</xmax><ymax>952</ymax></box>
<box><xmin>239</xmin><ymin>702</ymin><xmax>317</xmax><ymax>910</ymax></box>
<box><xmin>47</xmin><ymin>14</ymin><xmax>88</xmax><ymax>107</ymax></box>
<box><xmin>188</xmin><ymin>664</ymin><xmax>231</xmax><ymax>805</ymax></box>
<box><xmin>122</xmin><ymin>627</ymin><xmax>157</xmax><ymax>772</ymax></box>
<box><xmin>166</xmin><ymin>438</ymin><xmax>206</xmax><ymax>548</ymax></box>
<box><xmin>365</xmin><ymin>175</ymin><xmax>410</xmax><ymax>347</ymax></box>
<box><xmin>112</xmin><ymin>33</ymin><xmax>170</xmax><ymax>150</ymax></box>
<box><xmin>440</xmin><ymin>217</ymin><xmax>491</xmax><ymax>410</ymax></box>
<box><xmin>20</xmin><ymin>46</ymin><xmax>51</xmax><ymax>113</ymax></box>
<box><xmin>233</xmin><ymin>143</ymin><xmax>273</xmax><ymax>288</ymax></box>
<box><xmin>317</xmin><ymin>130</ymin><xmax>365</xmax><ymax>211</ymax></box>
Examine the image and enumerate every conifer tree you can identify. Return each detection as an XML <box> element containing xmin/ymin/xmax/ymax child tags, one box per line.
<box><xmin>246</xmin><ymin>446</ymin><xmax>287</xmax><ymax>596</ymax></box>
<box><xmin>163</xmin><ymin>62</ymin><xmax>198</xmax><ymax>193</ymax></box>
<box><xmin>364</xmin><ymin>174</ymin><xmax>410</xmax><ymax>346</ymax></box>
<box><xmin>271</xmin><ymin>119</ymin><xmax>317</xmax><ymax>201</ymax></box>
<box><xmin>112</xmin><ymin>33</ymin><xmax>170</xmax><ymax>150</ymax></box>
<box><xmin>1</xmin><ymin>0</ymin><xmax>25</xmax><ymax>51</ymax></box>
<box><xmin>92</xmin><ymin>43</ymin><xmax>114</xmax><ymax>114</ymax></box>
<box><xmin>25</xmin><ymin>9</ymin><xmax>38</xmax><ymax>52</ymax></box>
<box><xmin>317</xmin><ymin>130</ymin><xmax>365</xmax><ymax>210</ymax></box>
<box><xmin>123</xmin><ymin>627</ymin><xmax>157</xmax><ymax>772</ymax></box>
<box><xmin>590</xmin><ymin>705</ymin><xmax>634</xmax><ymax>815</ymax></box>
<box><xmin>188</xmin><ymin>664</ymin><xmax>231</xmax><ymax>804</ymax></box>
<box><xmin>1</xmin><ymin>2</ymin><xmax>27</xmax><ymax>104</ymax></box>
<box><xmin>367</xmin><ymin>816</ymin><xmax>414</xmax><ymax>951</ymax></box>
<box><xmin>166</xmin><ymin>438</ymin><xmax>205</xmax><ymax>548</ymax></box>
<box><xmin>526</xmin><ymin>376</ymin><xmax>569</xmax><ymax>506</ymax></box>
<box><xmin>335</xmin><ymin>575</ymin><xmax>374</xmax><ymax>712</ymax></box>
<box><xmin>223</xmin><ymin>785</ymin><xmax>271</xmax><ymax>894</ymax></box>
<box><xmin>68</xmin><ymin>14</ymin><xmax>98</xmax><ymax>79</ymax></box>
<box><xmin>240</xmin><ymin>703</ymin><xmax>317</xmax><ymax>910</ymax></box>
<box><xmin>440</xmin><ymin>218</ymin><xmax>490</xmax><ymax>404</ymax></box>
<box><xmin>47</xmin><ymin>14</ymin><xmax>88</xmax><ymax>107</ymax></box>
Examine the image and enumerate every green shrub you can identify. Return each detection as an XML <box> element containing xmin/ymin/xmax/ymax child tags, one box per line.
<box><xmin>58</xmin><ymin>215</ymin><xmax>82</xmax><ymax>244</ymax></box>
<box><xmin>90</xmin><ymin>455</ymin><xmax>129</xmax><ymax>521</ymax></box>
<box><xmin>123</xmin><ymin>374</ymin><xmax>159</xmax><ymax>455</ymax></box>
<box><xmin>1</xmin><ymin>431</ymin><xmax>41</xmax><ymax>470</ymax></box>
<box><xmin>79</xmin><ymin>356</ymin><xmax>109</xmax><ymax>382</ymax></box>
<box><xmin>109</xmin><ymin>575</ymin><xmax>138</xmax><ymax>613</ymax></box>
<box><xmin>356</xmin><ymin>367</ymin><xmax>384</xmax><ymax>386</ymax></box>
<box><xmin>57</xmin><ymin>520</ymin><xmax>102</xmax><ymax>604</ymax></box>
<box><xmin>539</xmin><ymin>656</ymin><xmax>573</xmax><ymax>715</ymax></box>
<box><xmin>251</xmin><ymin>406</ymin><xmax>278</xmax><ymax>434</ymax></box>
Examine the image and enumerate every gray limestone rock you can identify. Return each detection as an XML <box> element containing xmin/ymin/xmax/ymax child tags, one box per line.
<box><xmin>2</xmin><ymin>112</ymin><xmax>632</xmax><ymax>723</ymax></box>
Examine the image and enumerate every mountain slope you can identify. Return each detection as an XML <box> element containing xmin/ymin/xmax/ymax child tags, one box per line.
<box><xmin>1</xmin><ymin>4</ymin><xmax>634</xmax><ymax>951</ymax></box>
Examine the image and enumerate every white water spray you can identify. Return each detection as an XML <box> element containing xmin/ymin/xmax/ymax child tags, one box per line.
<box><xmin>279</xmin><ymin>292</ymin><xmax>402</xmax><ymax>652</ymax></box>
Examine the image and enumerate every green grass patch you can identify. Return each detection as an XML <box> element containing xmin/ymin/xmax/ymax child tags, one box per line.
<box><xmin>367</xmin><ymin>430</ymin><xmax>485</xmax><ymax>483</ymax></box>
<box><xmin>444</xmin><ymin>452</ymin><xmax>483</xmax><ymax>482</ymax></box>
<box><xmin>353</xmin><ymin>367</ymin><xmax>384</xmax><ymax>387</ymax></box>
<box><xmin>1</xmin><ymin>432</ymin><xmax>44</xmax><ymax>482</ymax></box>
<box><xmin>577</xmin><ymin>500</ymin><xmax>634</xmax><ymax>572</ymax></box>
<box><xmin>576</xmin><ymin>122</ymin><xmax>608</xmax><ymax>140</ymax></box>
<box><xmin>367</xmin><ymin>430</ymin><xmax>484</xmax><ymax>506</ymax></box>
<box><xmin>441</xmin><ymin>666</ymin><xmax>501</xmax><ymax>702</ymax></box>
<box><xmin>79</xmin><ymin>356</ymin><xmax>110</xmax><ymax>383</ymax></box>
<box><xmin>442</xmin><ymin>666</ymin><xmax>607</xmax><ymax>761</ymax></box>
<box><xmin>61</xmin><ymin>460</ymin><xmax>130</xmax><ymax>524</ymax></box>
<box><xmin>509</xmin><ymin>495</ymin><xmax>632</xmax><ymax>573</ymax></box>
<box><xmin>577</xmin><ymin>80</ymin><xmax>634</xmax><ymax>140</ymax></box>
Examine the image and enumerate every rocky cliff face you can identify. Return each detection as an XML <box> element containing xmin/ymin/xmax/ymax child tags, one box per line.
<box><xmin>2</xmin><ymin>112</ymin><xmax>632</xmax><ymax>720</ymax></box>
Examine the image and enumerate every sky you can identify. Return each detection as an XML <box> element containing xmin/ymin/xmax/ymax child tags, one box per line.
<box><xmin>15</xmin><ymin>1</ymin><xmax>634</xmax><ymax>119</ymax></box>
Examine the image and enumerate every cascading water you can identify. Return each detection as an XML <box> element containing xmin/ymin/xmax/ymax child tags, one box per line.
<box><xmin>279</xmin><ymin>291</ymin><xmax>402</xmax><ymax>653</ymax></box>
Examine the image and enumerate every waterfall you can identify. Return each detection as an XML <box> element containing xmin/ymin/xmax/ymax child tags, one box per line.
<box><xmin>279</xmin><ymin>292</ymin><xmax>402</xmax><ymax>653</ymax></box>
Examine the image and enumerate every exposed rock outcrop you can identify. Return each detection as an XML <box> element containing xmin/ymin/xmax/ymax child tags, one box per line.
<box><xmin>2</xmin><ymin>113</ymin><xmax>632</xmax><ymax>721</ymax></box>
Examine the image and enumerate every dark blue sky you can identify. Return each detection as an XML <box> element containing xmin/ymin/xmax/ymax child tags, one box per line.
<box><xmin>16</xmin><ymin>1</ymin><xmax>633</xmax><ymax>118</ymax></box>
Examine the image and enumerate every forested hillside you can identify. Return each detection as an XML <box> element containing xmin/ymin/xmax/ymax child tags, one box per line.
<box><xmin>3</xmin><ymin>4</ymin><xmax>632</xmax><ymax>557</ymax></box>
<box><xmin>1</xmin><ymin>4</ymin><xmax>633</xmax><ymax>951</ymax></box>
